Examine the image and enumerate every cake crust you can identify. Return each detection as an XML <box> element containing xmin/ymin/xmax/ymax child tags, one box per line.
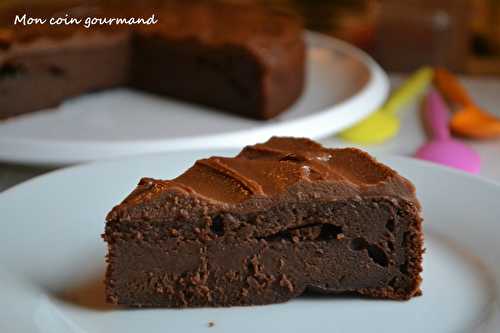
<box><xmin>104</xmin><ymin>137</ymin><xmax>424</xmax><ymax>307</ymax></box>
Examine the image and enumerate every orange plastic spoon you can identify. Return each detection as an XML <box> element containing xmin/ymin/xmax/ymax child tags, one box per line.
<box><xmin>434</xmin><ymin>68</ymin><xmax>500</xmax><ymax>139</ymax></box>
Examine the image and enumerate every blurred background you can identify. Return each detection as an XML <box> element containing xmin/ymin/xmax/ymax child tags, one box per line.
<box><xmin>1</xmin><ymin>0</ymin><xmax>500</xmax><ymax>185</ymax></box>
<box><xmin>2</xmin><ymin>0</ymin><xmax>500</xmax><ymax>75</ymax></box>
<box><xmin>240</xmin><ymin>0</ymin><xmax>500</xmax><ymax>75</ymax></box>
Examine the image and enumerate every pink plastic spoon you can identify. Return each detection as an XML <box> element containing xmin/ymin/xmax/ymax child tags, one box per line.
<box><xmin>415</xmin><ymin>89</ymin><xmax>481</xmax><ymax>174</ymax></box>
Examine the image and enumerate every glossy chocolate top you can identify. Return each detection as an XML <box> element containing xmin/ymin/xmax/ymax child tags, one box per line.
<box><xmin>109</xmin><ymin>137</ymin><xmax>419</xmax><ymax>223</ymax></box>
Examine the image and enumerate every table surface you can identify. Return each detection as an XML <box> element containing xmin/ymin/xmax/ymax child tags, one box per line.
<box><xmin>1</xmin><ymin>75</ymin><xmax>500</xmax><ymax>192</ymax></box>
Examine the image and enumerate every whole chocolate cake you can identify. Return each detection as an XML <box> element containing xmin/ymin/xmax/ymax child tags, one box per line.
<box><xmin>0</xmin><ymin>2</ymin><xmax>305</xmax><ymax>120</ymax></box>
<box><xmin>103</xmin><ymin>137</ymin><xmax>424</xmax><ymax>307</ymax></box>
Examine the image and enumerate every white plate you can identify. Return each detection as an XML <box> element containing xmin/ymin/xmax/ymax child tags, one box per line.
<box><xmin>0</xmin><ymin>32</ymin><xmax>388</xmax><ymax>166</ymax></box>
<box><xmin>1</xmin><ymin>149</ymin><xmax>499</xmax><ymax>333</ymax></box>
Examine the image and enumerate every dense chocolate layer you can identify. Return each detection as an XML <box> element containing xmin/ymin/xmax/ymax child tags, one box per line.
<box><xmin>104</xmin><ymin>137</ymin><xmax>424</xmax><ymax>307</ymax></box>
<box><xmin>0</xmin><ymin>2</ymin><xmax>304</xmax><ymax>120</ymax></box>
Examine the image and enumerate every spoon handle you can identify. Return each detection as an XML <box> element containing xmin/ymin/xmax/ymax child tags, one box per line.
<box><xmin>383</xmin><ymin>67</ymin><xmax>433</xmax><ymax>115</ymax></box>
<box><xmin>434</xmin><ymin>68</ymin><xmax>474</xmax><ymax>107</ymax></box>
<box><xmin>425</xmin><ymin>89</ymin><xmax>451</xmax><ymax>140</ymax></box>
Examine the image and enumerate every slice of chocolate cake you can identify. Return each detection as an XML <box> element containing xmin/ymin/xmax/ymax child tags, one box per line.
<box><xmin>103</xmin><ymin>137</ymin><xmax>424</xmax><ymax>307</ymax></box>
<box><xmin>0</xmin><ymin>2</ymin><xmax>305</xmax><ymax>120</ymax></box>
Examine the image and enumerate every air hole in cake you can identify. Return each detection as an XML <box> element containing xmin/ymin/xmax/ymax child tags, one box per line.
<box><xmin>388</xmin><ymin>277</ymin><xmax>398</xmax><ymax>288</ymax></box>
<box><xmin>350</xmin><ymin>238</ymin><xmax>389</xmax><ymax>267</ymax></box>
<box><xmin>246</xmin><ymin>261</ymin><xmax>253</xmax><ymax>273</ymax></box>
<box><xmin>386</xmin><ymin>219</ymin><xmax>395</xmax><ymax>232</ymax></box>
<box><xmin>210</xmin><ymin>215</ymin><xmax>224</xmax><ymax>236</ymax></box>
<box><xmin>290</xmin><ymin>208</ymin><xmax>302</xmax><ymax>223</ymax></box>
<box><xmin>399</xmin><ymin>262</ymin><xmax>409</xmax><ymax>274</ymax></box>
<box><xmin>318</xmin><ymin>224</ymin><xmax>343</xmax><ymax>240</ymax></box>
<box><xmin>48</xmin><ymin>65</ymin><xmax>65</xmax><ymax>77</ymax></box>
<box><xmin>246</xmin><ymin>256</ymin><xmax>261</xmax><ymax>275</ymax></box>
<box><xmin>367</xmin><ymin>245</ymin><xmax>389</xmax><ymax>267</ymax></box>
<box><xmin>350</xmin><ymin>237</ymin><xmax>369</xmax><ymax>251</ymax></box>
<box><xmin>0</xmin><ymin>62</ymin><xmax>24</xmax><ymax>78</ymax></box>
<box><xmin>259</xmin><ymin>223</ymin><xmax>344</xmax><ymax>242</ymax></box>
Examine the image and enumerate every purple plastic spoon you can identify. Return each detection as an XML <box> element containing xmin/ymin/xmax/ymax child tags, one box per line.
<box><xmin>415</xmin><ymin>89</ymin><xmax>481</xmax><ymax>174</ymax></box>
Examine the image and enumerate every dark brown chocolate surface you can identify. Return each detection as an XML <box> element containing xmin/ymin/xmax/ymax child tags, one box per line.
<box><xmin>0</xmin><ymin>2</ymin><xmax>304</xmax><ymax>120</ymax></box>
<box><xmin>104</xmin><ymin>137</ymin><xmax>424</xmax><ymax>307</ymax></box>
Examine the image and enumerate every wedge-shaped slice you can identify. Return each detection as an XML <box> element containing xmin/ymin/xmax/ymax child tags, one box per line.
<box><xmin>103</xmin><ymin>137</ymin><xmax>423</xmax><ymax>307</ymax></box>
